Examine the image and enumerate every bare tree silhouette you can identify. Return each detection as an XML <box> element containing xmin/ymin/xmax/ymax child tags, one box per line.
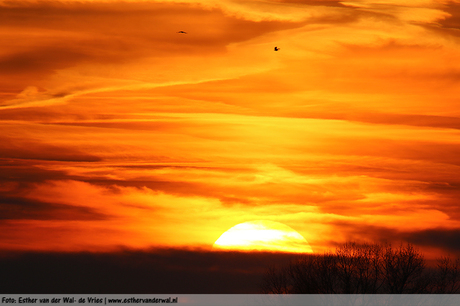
<box><xmin>433</xmin><ymin>256</ymin><xmax>460</xmax><ymax>293</ymax></box>
<box><xmin>335</xmin><ymin>242</ymin><xmax>384</xmax><ymax>293</ymax></box>
<box><xmin>261</xmin><ymin>265</ymin><xmax>290</xmax><ymax>294</ymax></box>
<box><xmin>382</xmin><ymin>243</ymin><xmax>426</xmax><ymax>293</ymax></box>
<box><xmin>261</xmin><ymin>242</ymin><xmax>460</xmax><ymax>294</ymax></box>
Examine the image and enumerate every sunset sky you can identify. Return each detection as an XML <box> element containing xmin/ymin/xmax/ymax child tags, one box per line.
<box><xmin>1</xmin><ymin>0</ymin><xmax>460</xmax><ymax>292</ymax></box>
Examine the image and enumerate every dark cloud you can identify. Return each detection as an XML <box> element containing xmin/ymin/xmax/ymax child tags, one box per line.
<box><xmin>0</xmin><ymin>159</ymin><xmax>82</xmax><ymax>186</ymax></box>
<box><xmin>0</xmin><ymin>163</ymin><xmax>108</xmax><ymax>221</ymax></box>
<box><xmin>404</xmin><ymin>228</ymin><xmax>460</xmax><ymax>253</ymax></box>
<box><xmin>0</xmin><ymin>248</ymin><xmax>299</xmax><ymax>293</ymax></box>
<box><xmin>439</xmin><ymin>2</ymin><xmax>460</xmax><ymax>30</ymax></box>
<box><xmin>0</xmin><ymin>158</ymin><xmax>257</xmax><ymax>209</ymax></box>
<box><xmin>90</xmin><ymin>179</ymin><xmax>259</xmax><ymax>207</ymax></box>
<box><xmin>330</xmin><ymin>222</ymin><xmax>460</xmax><ymax>255</ymax></box>
<box><xmin>51</xmin><ymin>120</ymin><xmax>229</xmax><ymax>133</ymax></box>
<box><xmin>0</xmin><ymin>1</ymin><xmax>308</xmax><ymax>102</ymax></box>
<box><xmin>0</xmin><ymin>1</ymin><xmax>305</xmax><ymax>59</ymax></box>
<box><xmin>0</xmin><ymin>47</ymin><xmax>87</xmax><ymax>75</ymax></box>
<box><xmin>0</xmin><ymin>195</ymin><xmax>107</xmax><ymax>221</ymax></box>
<box><xmin>276</xmin><ymin>0</ymin><xmax>348</xmax><ymax>7</ymax></box>
<box><xmin>331</xmin><ymin>222</ymin><xmax>403</xmax><ymax>243</ymax></box>
<box><xmin>304</xmin><ymin>112</ymin><xmax>460</xmax><ymax>131</ymax></box>
<box><xmin>0</xmin><ymin>106</ymin><xmax>107</xmax><ymax>121</ymax></box>
<box><xmin>0</xmin><ymin>136</ymin><xmax>101</xmax><ymax>162</ymax></box>
<box><xmin>316</xmin><ymin>137</ymin><xmax>460</xmax><ymax>167</ymax></box>
<box><xmin>93</xmin><ymin>179</ymin><xmax>206</xmax><ymax>196</ymax></box>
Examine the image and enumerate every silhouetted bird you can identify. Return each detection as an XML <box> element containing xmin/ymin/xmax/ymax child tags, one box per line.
<box><xmin>177</xmin><ymin>31</ymin><xmax>187</xmax><ymax>34</ymax></box>
<box><xmin>274</xmin><ymin>46</ymin><xmax>280</xmax><ymax>51</ymax></box>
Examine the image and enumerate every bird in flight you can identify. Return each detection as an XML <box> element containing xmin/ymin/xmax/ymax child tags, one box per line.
<box><xmin>177</xmin><ymin>31</ymin><xmax>187</xmax><ymax>34</ymax></box>
<box><xmin>274</xmin><ymin>46</ymin><xmax>280</xmax><ymax>51</ymax></box>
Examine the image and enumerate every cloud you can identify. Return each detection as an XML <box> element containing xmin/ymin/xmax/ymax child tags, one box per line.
<box><xmin>0</xmin><ymin>160</ymin><xmax>71</xmax><ymax>184</ymax></box>
<box><xmin>0</xmin><ymin>196</ymin><xmax>108</xmax><ymax>221</ymax></box>
<box><xmin>440</xmin><ymin>1</ymin><xmax>460</xmax><ymax>29</ymax></box>
<box><xmin>276</xmin><ymin>0</ymin><xmax>348</xmax><ymax>7</ymax></box>
<box><xmin>0</xmin><ymin>0</ymin><xmax>312</xmax><ymax>109</ymax></box>
<box><xmin>329</xmin><ymin>222</ymin><xmax>460</xmax><ymax>255</ymax></box>
<box><xmin>3</xmin><ymin>0</ymin><xmax>455</xmax><ymax>110</ymax></box>
<box><xmin>0</xmin><ymin>135</ymin><xmax>102</xmax><ymax>162</ymax></box>
<box><xmin>404</xmin><ymin>228</ymin><xmax>460</xmax><ymax>253</ymax></box>
<box><xmin>0</xmin><ymin>46</ymin><xmax>87</xmax><ymax>75</ymax></box>
<box><xmin>1</xmin><ymin>0</ymin><xmax>460</xmax><ymax>258</ymax></box>
<box><xmin>0</xmin><ymin>248</ymin><xmax>299</xmax><ymax>293</ymax></box>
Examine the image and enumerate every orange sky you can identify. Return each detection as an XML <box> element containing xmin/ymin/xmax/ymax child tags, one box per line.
<box><xmin>1</xmin><ymin>0</ymin><xmax>460</xmax><ymax>257</ymax></box>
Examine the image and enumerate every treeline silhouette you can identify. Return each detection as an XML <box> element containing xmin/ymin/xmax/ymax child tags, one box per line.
<box><xmin>261</xmin><ymin>242</ymin><xmax>460</xmax><ymax>294</ymax></box>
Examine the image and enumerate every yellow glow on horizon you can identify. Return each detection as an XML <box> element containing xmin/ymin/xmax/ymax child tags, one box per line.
<box><xmin>213</xmin><ymin>220</ymin><xmax>313</xmax><ymax>253</ymax></box>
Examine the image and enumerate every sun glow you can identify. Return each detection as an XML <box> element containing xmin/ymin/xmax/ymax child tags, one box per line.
<box><xmin>213</xmin><ymin>220</ymin><xmax>313</xmax><ymax>253</ymax></box>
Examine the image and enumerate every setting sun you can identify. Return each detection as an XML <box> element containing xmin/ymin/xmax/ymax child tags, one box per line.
<box><xmin>213</xmin><ymin>220</ymin><xmax>313</xmax><ymax>253</ymax></box>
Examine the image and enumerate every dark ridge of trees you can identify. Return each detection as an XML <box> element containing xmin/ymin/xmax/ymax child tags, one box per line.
<box><xmin>261</xmin><ymin>242</ymin><xmax>460</xmax><ymax>294</ymax></box>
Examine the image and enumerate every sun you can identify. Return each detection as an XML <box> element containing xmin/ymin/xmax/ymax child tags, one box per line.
<box><xmin>213</xmin><ymin>220</ymin><xmax>313</xmax><ymax>253</ymax></box>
